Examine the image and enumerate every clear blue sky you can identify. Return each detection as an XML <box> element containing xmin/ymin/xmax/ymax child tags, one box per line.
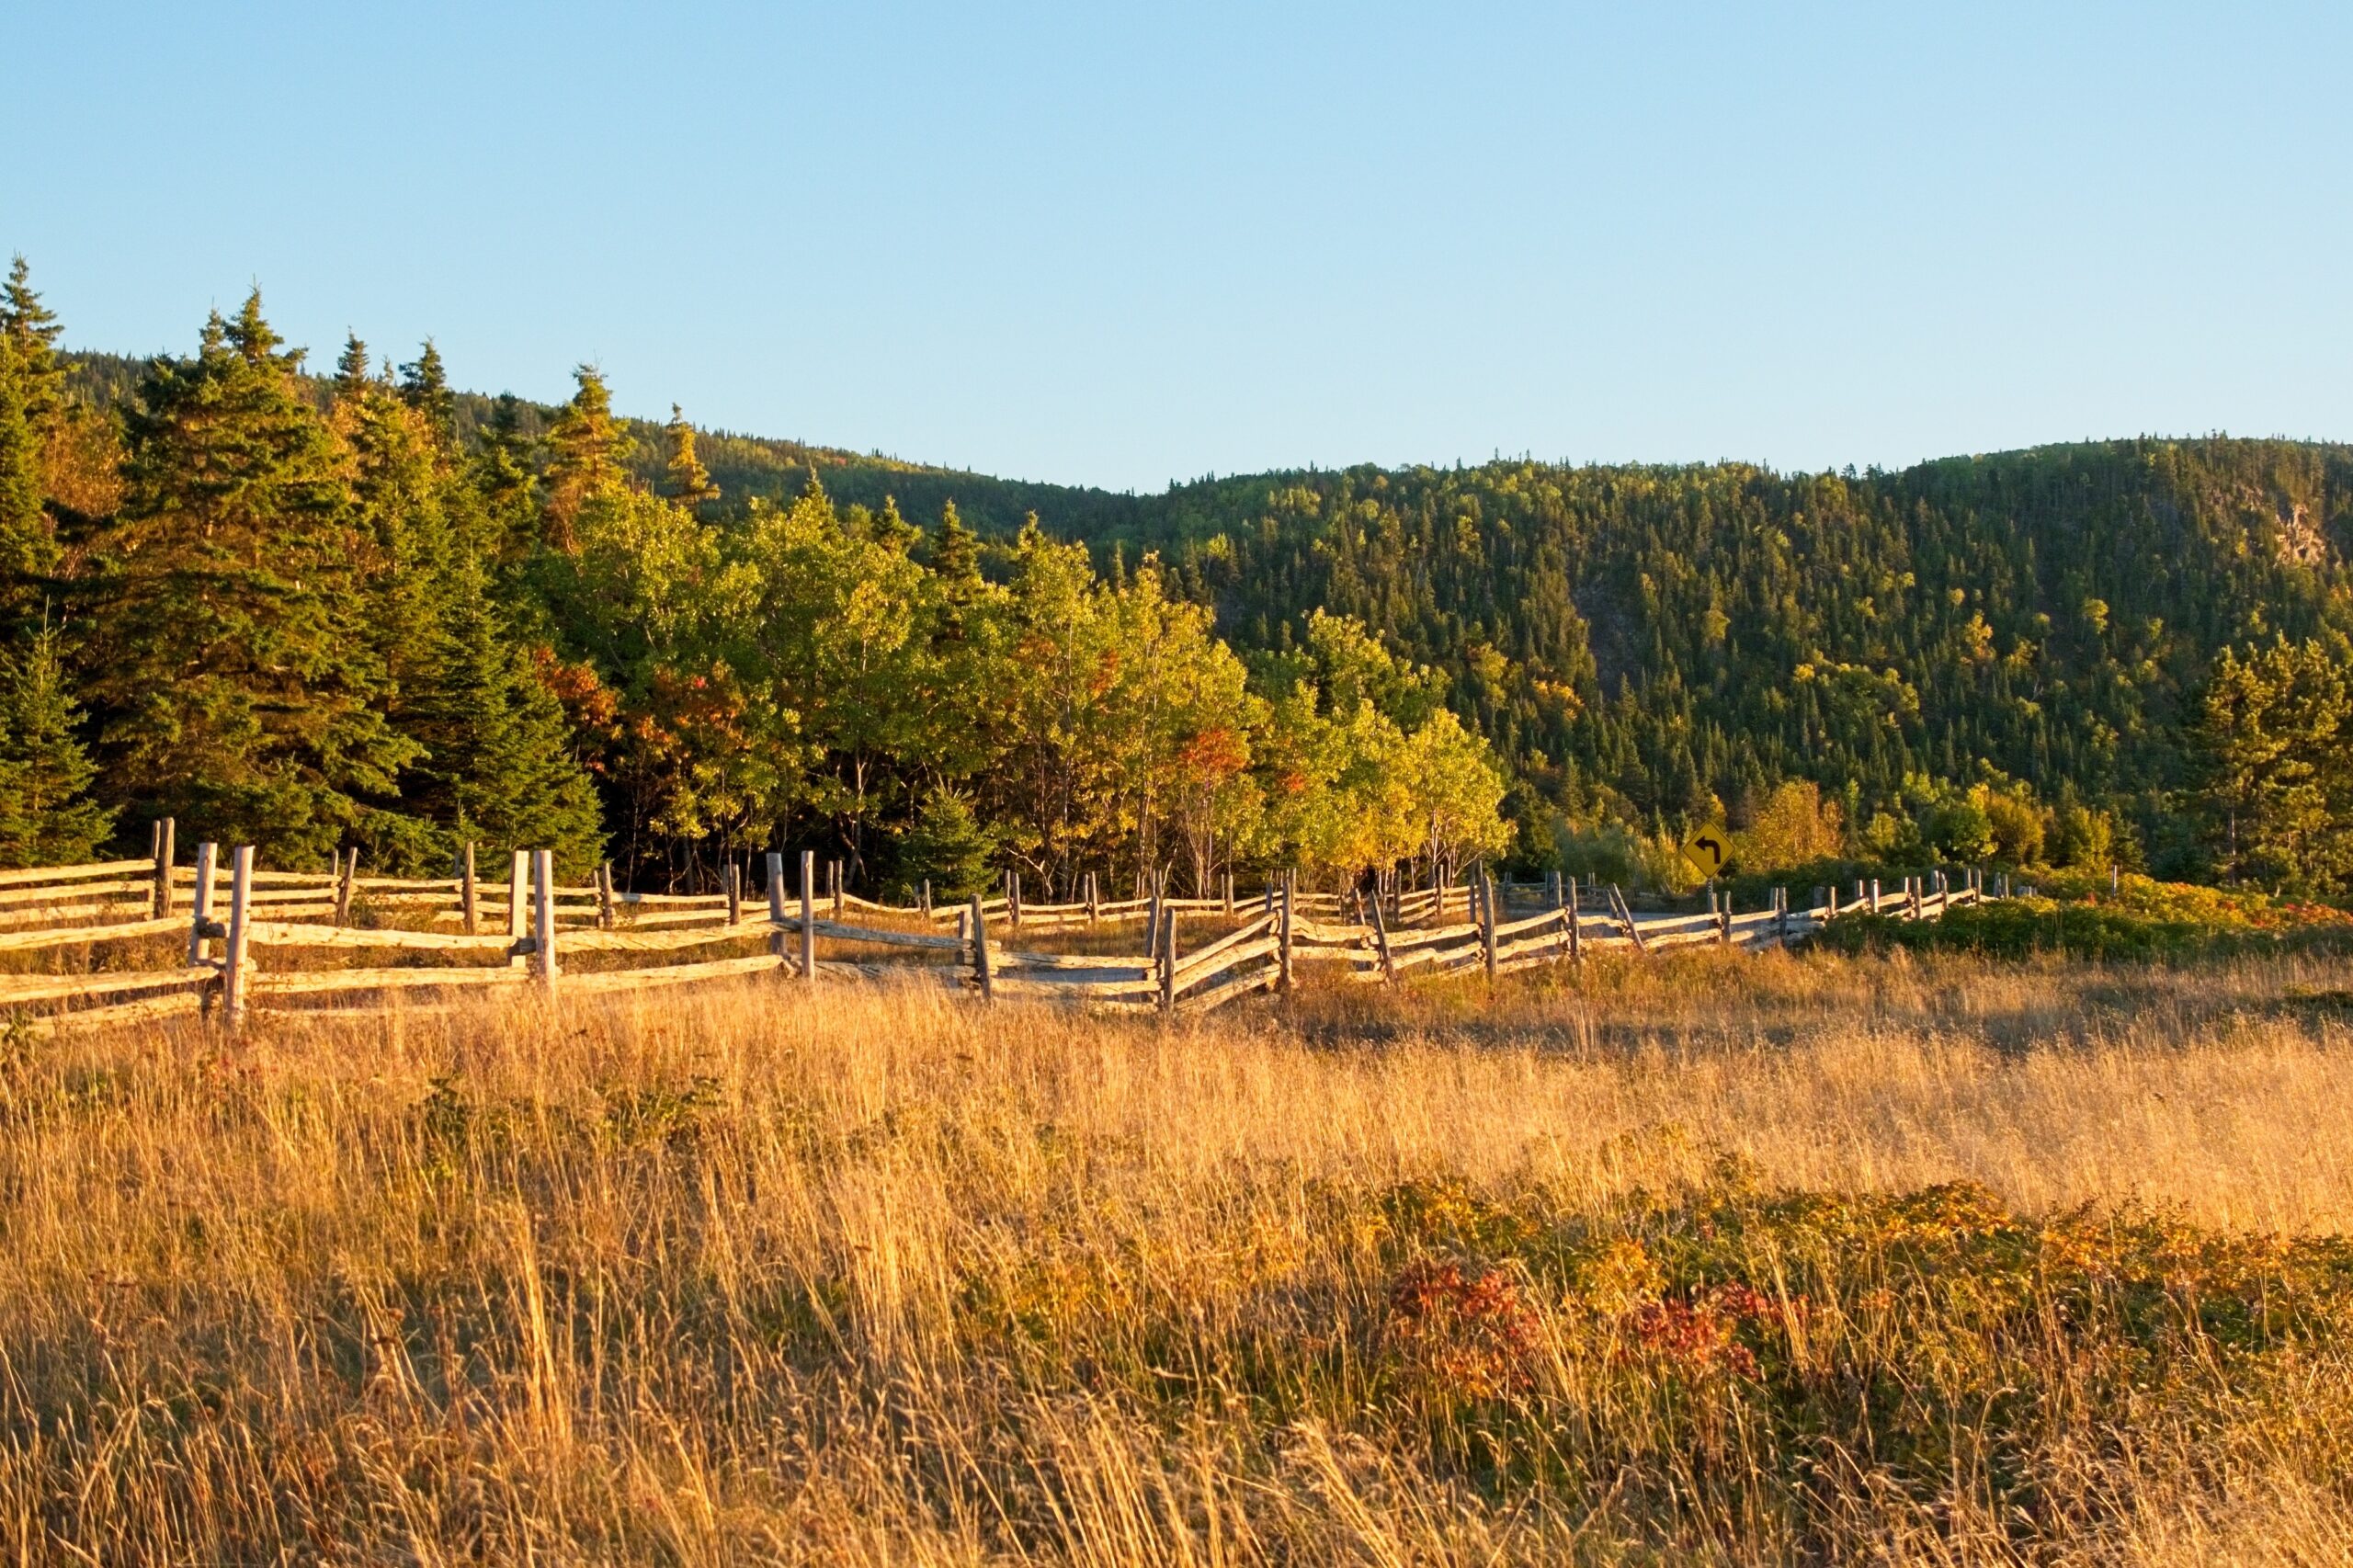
<box><xmin>7</xmin><ymin>2</ymin><xmax>2347</xmax><ymax>492</ymax></box>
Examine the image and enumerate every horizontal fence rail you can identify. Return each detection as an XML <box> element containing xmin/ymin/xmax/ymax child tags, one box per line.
<box><xmin>0</xmin><ymin>824</ymin><xmax>2007</xmax><ymax>1033</ymax></box>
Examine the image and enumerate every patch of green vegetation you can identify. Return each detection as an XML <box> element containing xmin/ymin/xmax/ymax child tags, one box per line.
<box><xmin>1813</xmin><ymin>872</ymin><xmax>2353</xmax><ymax>960</ymax></box>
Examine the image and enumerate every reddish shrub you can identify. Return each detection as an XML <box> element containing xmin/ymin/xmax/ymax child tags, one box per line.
<box><xmin>1386</xmin><ymin>1258</ymin><xmax>1541</xmax><ymax>1400</ymax></box>
<box><xmin>1623</xmin><ymin>1283</ymin><xmax>1772</xmax><ymax>1380</ymax></box>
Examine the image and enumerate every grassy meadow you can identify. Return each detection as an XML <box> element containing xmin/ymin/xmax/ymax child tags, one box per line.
<box><xmin>6</xmin><ymin>948</ymin><xmax>2353</xmax><ymax>1562</ymax></box>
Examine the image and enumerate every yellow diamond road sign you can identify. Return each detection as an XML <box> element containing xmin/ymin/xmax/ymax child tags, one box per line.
<box><xmin>1681</xmin><ymin>828</ymin><xmax>1730</xmax><ymax>880</ymax></box>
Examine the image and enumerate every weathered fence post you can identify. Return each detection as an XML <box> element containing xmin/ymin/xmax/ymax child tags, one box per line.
<box><xmin>1086</xmin><ymin>870</ymin><xmax>1099</xmax><ymax>926</ymax></box>
<box><xmin>1908</xmin><ymin>877</ymin><xmax>1923</xmax><ymax>920</ymax></box>
<box><xmin>1479</xmin><ymin>869</ymin><xmax>1498</xmax><ymax>984</ymax></box>
<box><xmin>151</xmin><ymin>817</ymin><xmax>176</xmax><ymax>917</ymax></box>
<box><xmin>507</xmin><ymin>850</ymin><xmax>529</xmax><ymax>970</ymax></box>
<box><xmin>1158</xmin><ymin>910</ymin><xmax>1177</xmax><ymax>1015</ymax></box>
<box><xmin>1548</xmin><ymin>870</ymin><xmax>1564</xmax><ymax>959</ymax></box>
<box><xmin>801</xmin><ymin>850</ymin><xmax>818</xmax><ymax>984</ymax></box>
<box><xmin>1824</xmin><ymin>883</ymin><xmax>1838</xmax><ymax>922</ymax></box>
<box><xmin>331</xmin><ymin>846</ymin><xmax>356</xmax><ymax>926</ymax></box>
<box><xmin>726</xmin><ymin>861</ymin><xmax>743</xmax><ymax>926</ymax></box>
<box><xmin>1869</xmin><ymin>878</ymin><xmax>1882</xmax><ymax>915</ymax></box>
<box><xmin>1369</xmin><ymin>886</ymin><xmax>1396</xmax><ymax>983</ymax></box>
<box><xmin>1775</xmin><ymin>887</ymin><xmax>1790</xmax><ymax>945</ymax></box>
<box><xmin>460</xmin><ymin>841</ymin><xmax>479</xmax><ymax>934</ymax></box>
<box><xmin>597</xmin><ymin>862</ymin><xmax>617</xmax><ymax>929</ymax></box>
<box><xmin>1718</xmin><ymin>886</ymin><xmax>1733</xmax><ymax>945</ymax></box>
<box><xmin>1610</xmin><ymin>882</ymin><xmax>1646</xmax><ymax>953</ymax></box>
<box><xmin>1278</xmin><ymin>873</ymin><xmax>1295</xmax><ymax>992</ymax></box>
<box><xmin>969</xmin><ymin>893</ymin><xmax>994</xmax><ymax>1002</ymax></box>
<box><xmin>766</xmin><ymin>851</ymin><xmax>790</xmax><ymax>968</ymax></box>
<box><xmin>530</xmin><ymin>849</ymin><xmax>560</xmax><ymax>996</ymax></box>
<box><xmin>1222</xmin><ymin>870</ymin><xmax>1234</xmax><ymax>917</ymax></box>
<box><xmin>187</xmin><ymin>841</ymin><xmax>219</xmax><ymax>968</ymax></box>
<box><xmin>220</xmin><ymin>846</ymin><xmax>255</xmax><ymax>1031</ymax></box>
<box><xmin>1566</xmin><ymin>873</ymin><xmax>1583</xmax><ymax>961</ymax></box>
<box><xmin>1146</xmin><ymin>879</ymin><xmax>1163</xmax><ymax>958</ymax></box>
<box><xmin>920</xmin><ymin>878</ymin><xmax>933</xmax><ymax>918</ymax></box>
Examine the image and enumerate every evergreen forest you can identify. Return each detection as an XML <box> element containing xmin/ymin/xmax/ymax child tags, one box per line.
<box><xmin>6</xmin><ymin>256</ymin><xmax>2352</xmax><ymax>897</ymax></box>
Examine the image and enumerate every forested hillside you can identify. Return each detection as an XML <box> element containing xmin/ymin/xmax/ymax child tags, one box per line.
<box><xmin>1137</xmin><ymin>442</ymin><xmax>2353</xmax><ymax>880</ymax></box>
<box><xmin>9</xmin><ymin>256</ymin><xmax>2353</xmax><ymax>894</ymax></box>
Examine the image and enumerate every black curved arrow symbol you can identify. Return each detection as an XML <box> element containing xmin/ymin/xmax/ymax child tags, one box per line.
<box><xmin>1693</xmin><ymin>835</ymin><xmax>1724</xmax><ymax>869</ymax></box>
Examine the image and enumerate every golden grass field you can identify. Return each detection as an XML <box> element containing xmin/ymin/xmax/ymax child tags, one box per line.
<box><xmin>7</xmin><ymin>948</ymin><xmax>2353</xmax><ymax>1563</ymax></box>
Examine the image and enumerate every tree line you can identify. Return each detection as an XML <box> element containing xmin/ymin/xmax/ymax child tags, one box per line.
<box><xmin>10</xmin><ymin>256</ymin><xmax>2353</xmax><ymax>896</ymax></box>
<box><xmin>0</xmin><ymin>262</ymin><xmax>1508</xmax><ymax>894</ymax></box>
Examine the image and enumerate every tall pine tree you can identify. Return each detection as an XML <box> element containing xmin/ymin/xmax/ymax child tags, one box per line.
<box><xmin>661</xmin><ymin>404</ymin><xmax>719</xmax><ymax>508</ymax></box>
<box><xmin>0</xmin><ymin>623</ymin><xmax>116</xmax><ymax>865</ymax></box>
<box><xmin>0</xmin><ymin>256</ymin><xmax>65</xmax><ymax>428</ymax></box>
<box><xmin>397</xmin><ymin>339</ymin><xmax>459</xmax><ymax>450</ymax></box>
<box><xmin>471</xmin><ymin>392</ymin><xmax>542</xmax><ymax>565</ymax></box>
<box><xmin>540</xmin><ymin>366</ymin><xmax>630</xmax><ymax>550</ymax></box>
<box><xmin>87</xmin><ymin>292</ymin><xmax>420</xmax><ymax>860</ymax></box>
<box><xmin>400</xmin><ymin>553</ymin><xmax>607</xmax><ymax>875</ymax></box>
<box><xmin>0</xmin><ymin>261</ymin><xmax>64</xmax><ymax>624</ymax></box>
<box><xmin>0</xmin><ymin>336</ymin><xmax>51</xmax><ymax>622</ymax></box>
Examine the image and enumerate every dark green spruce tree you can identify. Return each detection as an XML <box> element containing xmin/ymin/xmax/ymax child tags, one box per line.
<box><xmin>87</xmin><ymin>292</ymin><xmax>420</xmax><ymax>861</ymax></box>
<box><xmin>0</xmin><ymin>336</ymin><xmax>51</xmax><ymax>624</ymax></box>
<box><xmin>398</xmin><ymin>338</ymin><xmax>459</xmax><ymax>450</ymax></box>
<box><xmin>0</xmin><ymin>623</ymin><xmax>116</xmax><ymax>865</ymax></box>
<box><xmin>0</xmin><ymin>259</ymin><xmax>64</xmax><ymax>627</ymax></box>
<box><xmin>401</xmin><ymin>552</ymin><xmax>606</xmax><ymax>875</ymax></box>
<box><xmin>1</xmin><ymin>256</ymin><xmax>66</xmax><ymax>429</ymax></box>
<box><xmin>331</xmin><ymin>346</ymin><xmax>471</xmax><ymax>869</ymax></box>
<box><xmin>470</xmin><ymin>392</ymin><xmax>542</xmax><ymax>566</ymax></box>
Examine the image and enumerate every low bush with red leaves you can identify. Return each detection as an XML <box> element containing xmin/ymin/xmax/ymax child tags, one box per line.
<box><xmin>1384</xmin><ymin>1256</ymin><xmax>1541</xmax><ymax>1401</ymax></box>
<box><xmin>1621</xmin><ymin>1282</ymin><xmax>1774</xmax><ymax>1381</ymax></box>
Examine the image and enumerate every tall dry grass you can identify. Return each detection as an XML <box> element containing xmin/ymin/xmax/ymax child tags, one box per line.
<box><xmin>4</xmin><ymin>947</ymin><xmax>2353</xmax><ymax>1562</ymax></box>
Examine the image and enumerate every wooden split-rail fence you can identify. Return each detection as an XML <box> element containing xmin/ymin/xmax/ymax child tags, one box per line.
<box><xmin>0</xmin><ymin>822</ymin><xmax>2003</xmax><ymax>1034</ymax></box>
